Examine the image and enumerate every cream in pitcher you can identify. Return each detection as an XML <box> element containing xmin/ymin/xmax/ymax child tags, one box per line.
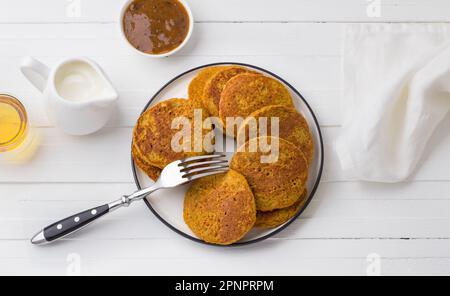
<box><xmin>20</xmin><ymin>57</ymin><xmax>118</xmax><ymax>135</ymax></box>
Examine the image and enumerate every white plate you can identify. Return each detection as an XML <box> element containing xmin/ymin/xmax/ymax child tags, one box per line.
<box><xmin>131</xmin><ymin>63</ymin><xmax>324</xmax><ymax>246</ymax></box>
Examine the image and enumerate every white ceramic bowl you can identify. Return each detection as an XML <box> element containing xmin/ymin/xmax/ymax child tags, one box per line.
<box><xmin>119</xmin><ymin>0</ymin><xmax>194</xmax><ymax>58</ymax></box>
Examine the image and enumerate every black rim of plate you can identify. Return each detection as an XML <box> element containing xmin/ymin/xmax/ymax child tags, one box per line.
<box><xmin>131</xmin><ymin>62</ymin><xmax>325</xmax><ymax>247</ymax></box>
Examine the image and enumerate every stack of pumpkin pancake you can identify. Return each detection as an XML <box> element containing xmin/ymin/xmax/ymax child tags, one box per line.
<box><xmin>132</xmin><ymin>65</ymin><xmax>314</xmax><ymax>245</ymax></box>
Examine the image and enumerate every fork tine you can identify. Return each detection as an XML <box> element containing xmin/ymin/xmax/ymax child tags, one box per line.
<box><xmin>180</xmin><ymin>154</ymin><xmax>227</xmax><ymax>165</ymax></box>
<box><xmin>180</xmin><ymin>159</ymin><xmax>229</xmax><ymax>171</ymax></box>
<box><xmin>184</xmin><ymin>168</ymin><xmax>229</xmax><ymax>181</ymax></box>
<box><xmin>183</xmin><ymin>165</ymin><xmax>229</xmax><ymax>177</ymax></box>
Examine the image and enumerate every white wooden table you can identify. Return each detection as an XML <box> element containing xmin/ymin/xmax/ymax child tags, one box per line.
<box><xmin>1</xmin><ymin>0</ymin><xmax>450</xmax><ymax>276</ymax></box>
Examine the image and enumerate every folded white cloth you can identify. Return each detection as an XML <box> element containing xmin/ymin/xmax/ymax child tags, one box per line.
<box><xmin>336</xmin><ymin>24</ymin><xmax>450</xmax><ymax>182</ymax></box>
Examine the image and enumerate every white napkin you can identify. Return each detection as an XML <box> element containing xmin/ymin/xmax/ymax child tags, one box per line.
<box><xmin>336</xmin><ymin>24</ymin><xmax>450</xmax><ymax>183</ymax></box>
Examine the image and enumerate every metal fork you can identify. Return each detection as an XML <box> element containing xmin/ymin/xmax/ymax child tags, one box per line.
<box><xmin>31</xmin><ymin>154</ymin><xmax>229</xmax><ymax>245</ymax></box>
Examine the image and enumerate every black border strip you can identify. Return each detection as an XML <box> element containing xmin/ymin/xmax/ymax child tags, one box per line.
<box><xmin>131</xmin><ymin>62</ymin><xmax>325</xmax><ymax>247</ymax></box>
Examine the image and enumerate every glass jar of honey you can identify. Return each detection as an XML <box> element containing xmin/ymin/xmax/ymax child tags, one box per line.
<box><xmin>0</xmin><ymin>94</ymin><xmax>28</xmax><ymax>153</ymax></box>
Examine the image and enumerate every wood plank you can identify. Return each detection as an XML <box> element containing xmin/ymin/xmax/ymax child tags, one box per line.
<box><xmin>5</xmin><ymin>217</ymin><xmax>450</xmax><ymax>241</ymax></box>
<box><xmin>0</xmin><ymin>23</ymin><xmax>341</xmax><ymax>56</ymax></box>
<box><xmin>3</xmin><ymin>257</ymin><xmax>450</xmax><ymax>276</ymax></box>
<box><xmin>317</xmin><ymin>181</ymin><xmax>450</xmax><ymax>200</ymax></box>
<box><xmin>6</xmin><ymin>196</ymin><xmax>450</xmax><ymax>221</ymax></box>
<box><xmin>189</xmin><ymin>0</ymin><xmax>450</xmax><ymax>23</ymax></box>
<box><xmin>1</xmin><ymin>125</ymin><xmax>450</xmax><ymax>182</ymax></box>
<box><xmin>0</xmin><ymin>0</ymin><xmax>449</xmax><ymax>23</ymax></box>
<box><xmin>1</xmin><ymin>239</ymin><xmax>450</xmax><ymax>275</ymax></box>
<box><xmin>3</xmin><ymin>181</ymin><xmax>450</xmax><ymax>202</ymax></box>
<box><xmin>2</xmin><ymin>182</ymin><xmax>450</xmax><ymax>240</ymax></box>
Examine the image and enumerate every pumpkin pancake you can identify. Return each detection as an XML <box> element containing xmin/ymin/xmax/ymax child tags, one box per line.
<box><xmin>202</xmin><ymin>66</ymin><xmax>257</xmax><ymax>117</ymax></box>
<box><xmin>133</xmin><ymin>98</ymin><xmax>213</xmax><ymax>169</ymax></box>
<box><xmin>188</xmin><ymin>66</ymin><xmax>225</xmax><ymax>109</ymax></box>
<box><xmin>132</xmin><ymin>143</ymin><xmax>161</xmax><ymax>181</ymax></box>
<box><xmin>219</xmin><ymin>74</ymin><xmax>294</xmax><ymax>137</ymax></box>
<box><xmin>255</xmin><ymin>190</ymin><xmax>308</xmax><ymax>228</ymax></box>
<box><xmin>237</xmin><ymin>105</ymin><xmax>314</xmax><ymax>164</ymax></box>
<box><xmin>230</xmin><ymin>137</ymin><xmax>308</xmax><ymax>212</ymax></box>
<box><xmin>184</xmin><ymin>170</ymin><xmax>256</xmax><ymax>245</ymax></box>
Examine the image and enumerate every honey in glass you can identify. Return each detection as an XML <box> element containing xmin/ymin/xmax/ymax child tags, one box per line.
<box><xmin>0</xmin><ymin>94</ymin><xmax>28</xmax><ymax>152</ymax></box>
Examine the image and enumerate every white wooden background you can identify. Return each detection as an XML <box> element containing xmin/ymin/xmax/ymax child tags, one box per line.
<box><xmin>1</xmin><ymin>0</ymin><xmax>450</xmax><ymax>276</ymax></box>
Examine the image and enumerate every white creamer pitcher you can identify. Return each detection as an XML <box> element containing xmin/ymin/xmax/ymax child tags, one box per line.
<box><xmin>20</xmin><ymin>57</ymin><xmax>118</xmax><ymax>135</ymax></box>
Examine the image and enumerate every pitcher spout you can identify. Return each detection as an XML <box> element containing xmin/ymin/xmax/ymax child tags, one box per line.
<box><xmin>91</xmin><ymin>90</ymin><xmax>119</xmax><ymax>108</ymax></box>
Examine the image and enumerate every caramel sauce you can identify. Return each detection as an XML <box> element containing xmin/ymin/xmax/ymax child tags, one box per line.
<box><xmin>123</xmin><ymin>0</ymin><xmax>190</xmax><ymax>55</ymax></box>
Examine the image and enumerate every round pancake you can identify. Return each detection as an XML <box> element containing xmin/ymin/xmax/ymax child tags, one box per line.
<box><xmin>184</xmin><ymin>170</ymin><xmax>256</xmax><ymax>245</ymax></box>
<box><xmin>219</xmin><ymin>74</ymin><xmax>294</xmax><ymax>137</ymax></box>
<box><xmin>202</xmin><ymin>66</ymin><xmax>257</xmax><ymax>117</ymax></box>
<box><xmin>237</xmin><ymin>105</ymin><xmax>314</xmax><ymax>164</ymax></box>
<box><xmin>255</xmin><ymin>190</ymin><xmax>308</xmax><ymax>228</ymax></box>
<box><xmin>132</xmin><ymin>143</ymin><xmax>161</xmax><ymax>181</ymax></box>
<box><xmin>230</xmin><ymin>137</ymin><xmax>308</xmax><ymax>212</ymax></box>
<box><xmin>133</xmin><ymin>98</ymin><xmax>213</xmax><ymax>169</ymax></box>
<box><xmin>188</xmin><ymin>66</ymin><xmax>225</xmax><ymax>109</ymax></box>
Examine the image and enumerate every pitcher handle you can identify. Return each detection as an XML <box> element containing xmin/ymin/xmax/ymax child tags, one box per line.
<box><xmin>20</xmin><ymin>56</ymin><xmax>50</xmax><ymax>93</ymax></box>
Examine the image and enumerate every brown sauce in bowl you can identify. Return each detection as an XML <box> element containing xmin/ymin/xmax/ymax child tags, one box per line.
<box><xmin>123</xmin><ymin>0</ymin><xmax>190</xmax><ymax>55</ymax></box>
